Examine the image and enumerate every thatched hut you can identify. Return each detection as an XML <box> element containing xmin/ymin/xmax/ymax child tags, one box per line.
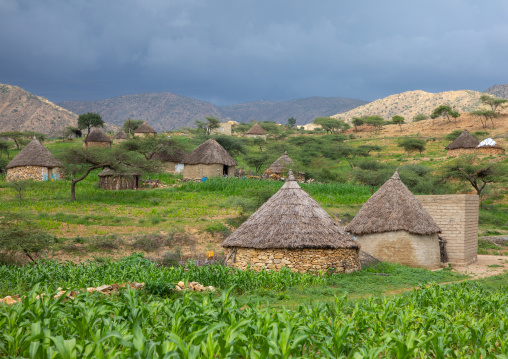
<box><xmin>445</xmin><ymin>130</ymin><xmax>479</xmax><ymax>155</ymax></box>
<box><xmin>346</xmin><ymin>170</ymin><xmax>442</xmax><ymax>269</ymax></box>
<box><xmin>113</xmin><ymin>129</ymin><xmax>128</xmax><ymax>144</ymax></box>
<box><xmin>245</xmin><ymin>123</ymin><xmax>267</xmax><ymax>139</ymax></box>
<box><xmin>134</xmin><ymin>122</ymin><xmax>157</xmax><ymax>138</ymax></box>
<box><xmin>264</xmin><ymin>151</ymin><xmax>293</xmax><ymax>178</ymax></box>
<box><xmin>98</xmin><ymin>168</ymin><xmax>140</xmax><ymax>190</ymax></box>
<box><xmin>151</xmin><ymin>146</ymin><xmax>186</xmax><ymax>173</ymax></box>
<box><xmin>182</xmin><ymin>139</ymin><xmax>237</xmax><ymax>179</ymax></box>
<box><xmin>476</xmin><ymin>138</ymin><xmax>505</xmax><ymax>155</ymax></box>
<box><xmin>222</xmin><ymin>170</ymin><xmax>361</xmax><ymax>273</ymax></box>
<box><xmin>83</xmin><ymin>128</ymin><xmax>112</xmax><ymax>148</ymax></box>
<box><xmin>6</xmin><ymin>137</ymin><xmax>63</xmax><ymax>181</ymax></box>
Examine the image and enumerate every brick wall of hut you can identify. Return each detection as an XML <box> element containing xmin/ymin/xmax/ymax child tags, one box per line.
<box><xmin>182</xmin><ymin>164</ymin><xmax>235</xmax><ymax>179</ymax></box>
<box><xmin>476</xmin><ymin>147</ymin><xmax>505</xmax><ymax>155</ymax></box>
<box><xmin>355</xmin><ymin>231</ymin><xmax>441</xmax><ymax>269</ymax></box>
<box><xmin>446</xmin><ymin>148</ymin><xmax>476</xmax><ymax>156</ymax></box>
<box><xmin>245</xmin><ymin>134</ymin><xmax>267</xmax><ymax>140</ymax></box>
<box><xmin>6</xmin><ymin>166</ymin><xmax>62</xmax><ymax>181</ymax></box>
<box><xmin>83</xmin><ymin>141</ymin><xmax>111</xmax><ymax>148</ymax></box>
<box><xmin>210</xmin><ymin>123</ymin><xmax>232</xmax><ymax>136</ymax></box>
<box><xmin>447</xmin><ymin>147</ymin><xmax>505</xmax><ymax>156</ymax></box>
<box><xmin>99</xmin><ymin>175</ymin><xmax>140</xmax><ymax>190</ymax></box>
<box><xmin>228</xmin><ymin>247</ymin><xmax>361</xmax><ymax>273</ymax></box>
<box><xmin>416</xmin><ymin>194</ymin><xmax>478</xmax><ymax>266</ymax></box>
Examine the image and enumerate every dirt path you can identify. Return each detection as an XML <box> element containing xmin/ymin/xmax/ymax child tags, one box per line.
<box><xmin>450</xmin><ymin>255</ymin><xmax>508</xmax><ymax>279</ymax></box>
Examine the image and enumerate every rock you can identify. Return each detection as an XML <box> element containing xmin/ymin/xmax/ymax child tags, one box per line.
<box><xmin>1</xmin><ymin>296</ymin><xmax>19</xmax><ymax>305</ymax></box>
<box><xmin>207</xmin><ymin>286</ymin><xmax>215</xmax><ymax>291</ymax></box>
<box><xmin>178</xmin><ymin>281</ymin><xmax>185</xmax><ymax>288</ymax></box>
<box><xmin>175</xmin><ymin>285</ymin><xmax>182</xmax><ymax>291</ymax></box>
<box><xmin>96</xmin><ymin>285</ymin><xmax>113</xmax><ymax>292</ymax></box>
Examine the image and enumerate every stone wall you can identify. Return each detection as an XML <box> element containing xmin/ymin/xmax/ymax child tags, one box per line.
<box><xmin>228</xmin><ymin>247</ymin><xmax>361</xmax><ymax>273</ymax></box>
<box><xmin>6</xmin><ymin>166</ymin><xmax>61</xmax><ymax>181</ymax></box>
<box><xmin>134</xmin><ymin>133</ymin><xmax>156</xmax><ymax>138</ymax></box>
<box><xmin>83</xmin><ymin>141</ymin><xmax>111</xmax><ymax>148</ymax></box>
<box><xmin>182</xmin><ymin>164</ymin><xmax>235</xmax><ymax>179</ymax></box>
<box><xmin>356</xmin><ymin>231</ymin><xmax>441</xmax><ymax>269</ymax></box>
<box><xmin>416</xmin><ymin>195</ymin><xmax>478</xmax><ymax>266</ymax></box>
<box><xmin>476</xmin><ymin>147</ymin><xmax>505</xmax><ymax>155</ymax></box>
<box><xmin>446</xmin><ymin>148</ymin><xmax>476</xmax><ymax>156</ymax></box>
<box><xmin>210</xmin><ymin>123</ymin><xmax>232</xmax><ymax>136</ymax></box>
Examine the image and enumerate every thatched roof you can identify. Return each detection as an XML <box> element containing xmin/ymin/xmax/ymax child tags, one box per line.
<box><xmin>246</xmin><ymin>123</ymin><xmax>267</xmax><ymax>135</ymax></box>
<box><xmin>113</xmin><ymin>129</ymin><xmax>127</xmax><ymax>139</ymax></box>
<box><xmin>222</xmin><ymin>170</ymin><xmax>358</xmax><ymax>249</ymax></box>
<box><xmin>346</xmin><ymin>170</ymin><xmax>441</xmax><ymax>235</ymax></box>
<box><xmin>134</xmin><ymin>122</ymin><xmax>157</xmax><ymax>134</ymax></box>
<box><xmin>6</xmin><ymin>137</ymin><xmax>62</xmax><ymax>169</ymax></box>
<box><xmin>84</xmin><ymin>128</ymin><xmax>112</xmax><ymax>143</ymax></box>
<box><xmin>446</xmin><ymin>130</ymin><xmax>479</xmax><ymax>149</ymax></box>
<box><xmin>151</xmin><ymin>147</ymin><xmax>186</xmax><ymax>163</ymax></box>
<box><xmin>266</xmin><ymin>151</ymin><xmax>293</xmax><ymax>174</ymax></box>
<box><xmin>182</xmin><ymin>139</ymin><xmax>237</xmax><ymax>166</ymax></box>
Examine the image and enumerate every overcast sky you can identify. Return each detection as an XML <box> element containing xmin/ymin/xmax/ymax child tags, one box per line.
<box><xmin>1</xmin><ymin>0</ymin><xmax>507</xmax><ymax>105</ymax></box>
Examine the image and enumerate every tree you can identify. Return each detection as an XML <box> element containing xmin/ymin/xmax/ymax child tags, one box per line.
<box><xmin>7</xmin><ymin>179</ymin><xmax>33</xmax><ymax>200</ymax></box>
<box><xmin>313</xmin><ymin>117</ymin><xmax>349</xmax><ymax>134</ymax></box>
<box><xmin>412</xmin><ymin>113</ymin><xmax>428</xmax><ymax>122</ymax></box>
<box><xmin>0</xmin><ymin>139</ymin><xmax>10</xmax><ymax>158</ymax></box>
<box><xmin>351</xmin><ymin>118</ymin><xmax>364</xmax><ymax>132</ymax></box>
<box><xmin>213</xmin><ymin>135</ymin><xmax>246</xmax><ymax>156</ymax></box>
<box><xmin>391</xmin><ymin>115</ymin><xmax>405</xmax><ymax>131</ymax></box>
<box><xmin>362</xmin><ymin>116</ymin><xmax>385</xmax><ymax>134</ymax></box>
<box><xmin>77</xmin><ymin>112</ymin><xmax>104</xmax><ymax>136</ymax></box>
<box><xmin>329</xmin><ymin>144</ymin><xmax>370</xmax><ymax>168</ymax></box>
<box><xmin>251</xmin><ymin>137</ymin><xmax>265</xmax><ymax>151</ymax></box>
<box><xmin>64</xmin><ymin>126</ymin><xmax>82</xmax><ymax>138</ymax></box>
<box><xmin>353</xmin><ymin>166</ymin><xmax>393</xmax><ymax>194</ymax></box>
<box><xmin>244</xmin><ymin>153</ymin><xmax>269</xmax><ymax>174</ymax></box>
<box><xmin>0</xmin><ymin>131</ymin><xmax>45</xmax><ymax>150</ymax></box>
<box><xmin>471</xmin><ymin>109</ymin><xmax>499</xmax><ymax>129</ymax></box>
<box><xmin>123</xmin><ymin>119</ymin><xmax>145</xmax><ymax>137</ymax></box>
<box><xmin>286</xmin><ymin>117</ymin><xmax>297</xmax><ymax>128</ymax></box>
<box><xmin>445</xmin><ymin>130</ymin><xmax>463</xmax><ymax>142</ymax></box>
<box><xmin>431</xmin><ymin>105</ymin><xmax>460</xmax><ymax>123</ymax></box>
<box><xmin>232</xmin><ymin>122</ymin><xmax>252</xmax><ymax>135</ymax></box>
<box><xmin>61</xmin><ymin>147</ymin><xmax>161</xmax><ymax>201</ymax></box>
<box><xmin>480</xmin><ymin>94</ymin><xmax>508</xmax><ymax>113</ymax></box>
<box><xmin>398</xmin><ymin>138</ymin><xmax>426</xmax><ymax>156</ymax></box>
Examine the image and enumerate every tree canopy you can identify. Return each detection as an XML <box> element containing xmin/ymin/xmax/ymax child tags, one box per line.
<box><xmin>430</xmin><ymin>105</ymin><xmax>460</xmax><ymax>123</ymax></box>
<box><xmin>398</xmin><ymin>138</ymin><xmax>426</xmax><ymax>156</ymax></box>
<box><xmin>471</xmin><ymin>109</ymin><xmax>499</xmax><ymax>129</ymax></box>
<box><xmin>480</xmin><ymin>94</ymin><xmax>508</xmax><ymax>113</ymax></box>
<box><xmin>391</xmin><ymin>115</ymin><xmax>405</xmax><ymax>131</ymax></box>
<box><xmin>77</xmin><ymin>113</ymin><xmax>104</xmax><ymax>136</ymax></box>
<box><xmin>195</xmin><ymin>116</ymin><xmax>221</xmax><ymax>135</ymax></box>
<box><xmin>313</xmin><ymin>117</ymin><xmax>349</xmax><ymax>134</ymax></box>
<box><xmin>123</xmin><ymin>119</ymin><xmax>145</xmax><ymax>136</ymax></box>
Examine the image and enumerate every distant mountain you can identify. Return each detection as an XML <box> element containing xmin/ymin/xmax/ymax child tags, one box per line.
<box><xmin>484</xmin><ymin>84</ymin><xmax>508</xmax><ymax>99</ymax></box>
<box><xmin>0</xmin><ymin>84</ymin><xmax>78</xmax><ymax>136</ymax></box>
<box><xmin>218</xmin><ymin>97</ymin><xmax>368</xmax><ymax>125</ymax></box>
<box><xmin>58</xmin><ymin>93</ymin><xmax>368</xmax><ymax>131</ymax></box>
<box><xmin>331</xmin><ymin>90</ymin><xmax>484</xmax><ymax>122</ymax></box>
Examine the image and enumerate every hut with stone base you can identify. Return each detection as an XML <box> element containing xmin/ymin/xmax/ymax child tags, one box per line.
<box><xmin>182</xmin><ymin>139</ymin><xmax>237</xmax><ymax>179</ymax></box>
<box><xmin>445</xmin><ymin>130</ymin><xmax>479</xmax><ymax>156</ymax></box>
<box><xmin>476</xmin><ymin>138</ymin><xmax>505</xmax><ymax>155</ymax></box>
<box><xmin>113</xmin><ymin>129</ymin><xmax>128</xmax><ymax>144</ymax></box>
<box><xmin>222</xmin><ymin>170</ymin><xmax>361</xmax><ymax>273</ymax></box>
<box><xmin>151</xmin><ymin>146</ymin><xmax>186</xmax><ymax>173</ymax></box>
<box><xmin>346</xmin><ymin>170</ymin><xmax>442</xmax><ymax>269</ymax></box>
<box><xmin>264</xmin><ymin>151</ymin><xmax>293</xmax><ymax>179</ymax></box>
<box><xmin>98</xmin><ymin>168</ymin><xmax>140</xmax><ymax>190</ymax></box>
<box><xmin>245</xmin><ymin>123</ymin><xmax>267</xmax><ymax>139</ymax></box>
<box><xmin>134</xmin><ymin>122</ymin><xmax>157</xmax><ymax>138</ymax></box>
<box><xmin>6</xmin><ymin>137</ymin><xmax>63</xmax><ymax>181</ymax></box>
<box><xmin>83</xmin><ymin>128</ymin><xmax>112</xmax><ymax>148</ymax></box>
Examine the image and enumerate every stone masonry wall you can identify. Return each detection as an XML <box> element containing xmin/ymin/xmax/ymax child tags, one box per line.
<box><xmin>183</xmin><ymin>164</ymin><xmax>235</xmax><ymax>179</ymax></box>
<box><xmin>476</xmin><ymin>147</ymin><xmax>505</xmax><ymax>155</ymax></box>
<box><xmin>83</xmin><ymin>141</ymin><xmax>111</xmax><ymax>148</ymax></box>
<box><xmin>6</xmin><ymin>166</ymin><xmax>61</xmax><ymax>181</ymax></box>
<box><xmin>416</xmin><ymin>195</ymin><xmax>478</xmax><ymax>266</ymax></box>
<box><xmin>229</xmin><ymin>247</ymin><xmax>361</xmax><ymax>273</ymax></box>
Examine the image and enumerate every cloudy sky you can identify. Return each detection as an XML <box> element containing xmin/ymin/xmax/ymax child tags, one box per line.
<box><xmin>1</xmin><ymin>0</ymin><xmax>507</xmax><ymax>105</ymax></box>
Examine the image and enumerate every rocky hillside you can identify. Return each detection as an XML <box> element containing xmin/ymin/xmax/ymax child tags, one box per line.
<box><xmin>331</xmin><ymin>90</ymin><xmax>484</xmax><ymax>122</ymax></box>
<box><xmin>485</xmin><ymin>84</ymin><xmax>508</xmax><ymax>99</ymax></box>
<box><xmin>0</xmin><ymin>84</ymin><xmax>78</xmax><ymax>136</ymax></box>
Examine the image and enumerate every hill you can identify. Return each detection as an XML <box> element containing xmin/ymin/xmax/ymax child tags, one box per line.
<box><xmin>485</xmin><ymin>84</ymin><xmax>508</xmax><ymax>99</ymax></box>
<box><xmin>58</xmin><ymin>93</ymin><xmax>368</xmax><ymax>131</ymax></box>
<box><xmin>0</xmin><ymin>84</ymin><xmax>78</xmax><ymax>136</ymax></box>
<box><xmin>330</xmin><ymin>90</ymin><xmax>484</xmax><ymax>122</ymax></box>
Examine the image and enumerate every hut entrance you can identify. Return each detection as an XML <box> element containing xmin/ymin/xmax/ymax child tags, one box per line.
<box><xmin>223</xmin><ymin>165</ymin><xmax>228</xmax><ymax>176</ymax></box>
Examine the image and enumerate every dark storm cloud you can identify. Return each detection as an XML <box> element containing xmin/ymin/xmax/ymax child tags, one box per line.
<box><xmin>1</xmin><ymin>0</ymin><xmax>508</xmax><ymax>104</ymax></box>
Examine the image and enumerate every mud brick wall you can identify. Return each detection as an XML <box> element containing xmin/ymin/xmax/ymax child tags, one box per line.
<box><xmin>83</xmin><ymin>141</ymin><xmax>111</xmax><ymax>148</ymax></box>
<box><xmin>182</xmin><ymin>164</ymin><xmax>235</xmax><ymax>179</ymax></box>
<box><xmin>229</xmin><ymin>247</ymin><xmax>361</xmax><ymax>273</ymax></box>
<box><xmin>416</xmin><ymin>195</ymin><xmax>479</xmax><ymax>266</ymax></box>
<box><xmin>210</xmin><ymin>123</ymin><xmax>232</xmax><ymax>136</ymax></box>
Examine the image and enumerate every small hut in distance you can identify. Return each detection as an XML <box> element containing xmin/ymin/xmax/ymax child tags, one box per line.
<box><xmin>98</xmin><ymin>168</ymin><xmax>140</xmax><ymax>190</ymax></box>
<box><xmin>182</xmin><ymin>139</ymin><xmax>237</xmax><ymax>179</ymax></box>
<box><xmin>346</xmin><ymin>170</ymin><xmax>442</xmax><ymax>269</ymax></box>
<box><xmin>151</xmin><ymin>146</ymin><xmax>186</xmax><ymax>173</ymax></box>
<box><xmin>263</xmin><ymin>151</ymin><xmax>304</xmax><ymax>181</ymax></box>
<box><xmin>6</xmin><ymin>137</ymin><xmax>63</xmax><ymax>181</ymax></box>
<box><xmin>245</xmin><ymin>123</ymin><xmax>267</xmax><ymax>139</ymax></box>
<box><xmin>134</xmin><ymin>122</ymin><xmax>157</xmax><ymax>138</ymax></box>
<box><xmin>476</xmin><ymin>138</ymin><xmax>505</xmax><ymax>155</ymax></box>
<box><xmin>113</xmin><ymin>129</ymin><xmax>128</xmax><ymax>144</ymax></box>
<box><xmin>445</xmin><ymin>130</ymin><xmax>479</xmax><ymax>156</ymax></box>
<box><xmin>83</xmin><ymin>128</ymin><xmax>112</xmax><ymax>148</ymax></box>
<box><xmin>222</xmin><ymin>170</ymin><xmax>361</xmax><ymax>273</ymax></box>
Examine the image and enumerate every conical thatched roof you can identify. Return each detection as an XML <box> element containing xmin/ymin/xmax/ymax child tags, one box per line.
<box><xmin>85</xmin><ymin>128</ymin><xmax>112</xmax><ymax>143</ymax></box>
<box><xmin>151</xmin><ymin>147</ymin><xmax>186</xmax><ymax>163</ymax></box>
<box><xmin>246</xmin><ymin>123</ymin><xmax>267</xmax><ymax>135</ymax></box>
<box><xmin>346</xmin><ymin>170</ymin><xmax>440</xmax><ymax>235</ymax></box>
<box><xmin>446</xmin><ymin>130</ymin><xmax>479</xmax><ymax>149</ymax></box>
<box><xmin>266</xmin><ymin>151</ymin><xmax>293</xmax><ymax>174</ymax></box>
<box><xmin>134</xmin><ymin>122</ymin><xmax>157</xmax><ymax>134</ymax></box>
<box><xmin>222</xmin><ymin>170</ymin><xmax>358</xmax><ymax>249</ymax></box>
<box><xmin>182</xmin><ymin>139</ymin><xmax>237</xmax><ymax>166</ymax></box>
<box><xmin>6</xmin><ymin>137</ymin><xmax>62</xmax><ymax>169</ymax></box>
<box><xmin>113</xmin><ymin>129</ymin><xmax>127</xmax><ymax>139</ymax></box>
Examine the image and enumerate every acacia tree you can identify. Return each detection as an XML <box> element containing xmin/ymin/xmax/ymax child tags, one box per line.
<box><xmin>195</xmin><ymin>116</ymin><xmax>221</xmax><ymax>135</ymax></box>
<box><xmin>431</xmin><ymin>105</ymin><xmax>460</xmax><ymax>123</ymax></box>
<box><xmin>77</xmin><ymin>112</ymin><xmax>105</xmax><ymax>136</ymax></box>
<box><xmin>351</xmin><ymin>118</ymin><xmax>364</xmax><ymax>132</ymax></box>
<box><xmin>61</xmin><ymin>147</ymin><xmax>161</xmax><ymax>201</ymax></box>
<box><xmin>471</xmin><ymin>109</ymin><xmax>499</xmax><ymax>129</ymax></box>
<box><xmin>123</xmin><ymin>119</ymin><xmax>145</xmax><ymax>137</ymax></box>
<box><xmin>362</xmin><ymin>116</ymin><xmax>385</xmax><ymax>134</ymax></box>
<box><xmin>391</xmin><ymin>115</ymin><xmax>405</xmax><ymax>132</ymax></box>
<box><xmin>286</xmin><ymin>117</ymin><xmax>297</xmax><ymax>128</ymax></box>
<box><xmin>398</xmin><ymin>138</ymin><xmax>426</xmax><ymax>156</ymax></box>
<box><xmin>480</xmin><ymin>94</ymin><xmax>508</xmax><ymax>113</ymax></box>
<box><xmin>0</xmin><ymin>131</ymin><xmax>45</xmax><ymax>150</ymax></box>
<box><xmin>244</xmin><ymin>153</ymin><xmax>269</xmax><ymax>174</ymax></box>
<box><xmin>313</xmin><ymin>117</ymin><xmax>349</xmax><ymax>134</ymax></box>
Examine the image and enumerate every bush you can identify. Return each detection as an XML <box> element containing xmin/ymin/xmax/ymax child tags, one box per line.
<box><xmin>445</xmin><ymin>130</ymin><xmax>463</xmax><ymax>141</ymax></box>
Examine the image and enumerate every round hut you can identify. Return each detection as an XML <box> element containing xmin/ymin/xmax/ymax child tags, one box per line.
<box><xmin>113</xmin><ymin>129</ymin><xmax>128</xmax><ymax>144</ymax></box>
<box><xmin>445</xmin><ymin>129</ymin><xmax>479</xmax><ymax>156</ymax></box>
<box><xmin>134</xmin><ymin>122</ymin><xmax>157</xmax><ymax>138</ymax></box>
<box><xmin>476</xmin><ymin>138</ymin><xmax>505</xmax><ymax>155</ymax></box>
<box><xmin>263</xmin><ymin>151</ymin><xmax>294</xmax><ymax>179</ymax></box>
<box><xmin>83</xmin><ymin>128</ymin><xmax>112</xmax><ymax>148</ymax></box>
<box><xmin>245</xmin><ymin>123</ymin><xmax>267</xmax><ymax>139</ymax></box>
<box><xmin>181</xmin><ymin>139</ymin><xmax>237</xmax><ymax>179</ymax></box>
<box><xmin>6</xmin><ymin>137</ymin><xmax>63</xmax><ymax>181</ymax></box>
<box><xmin>98</xmin><ymin>168</ymin><xmax>140</xmax><ymax>190</ymax></box>
<box><xmin>346</xmin><ymin>170</ymin><xmax>442</xmax><ymax>269</ymax></box>
<box><xmin>222</xmin><ymin>170</ymin><xmax>361</xmax><ymax>273</ymax></box>
<box><xmin>151</xmin><ymin>146</ymin><xmax>186</xmax><ymax>173</ymax></box>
